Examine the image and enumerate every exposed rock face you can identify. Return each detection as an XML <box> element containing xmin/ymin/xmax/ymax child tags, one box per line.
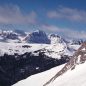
<box><xmin>43</xmin><ymin>42</ymin><xmax>86</xmax><ymax>86</ymax></box>
<box><xmin>25</xmin><ymin>30</ymin><xmax>50</xmax><ymax>44</ymax></box>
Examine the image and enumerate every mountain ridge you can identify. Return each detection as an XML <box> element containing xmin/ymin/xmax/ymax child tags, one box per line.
<box><xmin>0</xmin><ymin>29</ymin><xmax>84</xmax><ymax>44</ymax></box>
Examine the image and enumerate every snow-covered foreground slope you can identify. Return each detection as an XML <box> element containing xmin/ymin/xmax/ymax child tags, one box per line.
<box><xmin>13</xmin><ymin>64</ymin><xmax>65</xmax><ymax>86</ymax></box>
<box><xmin>49</xmin><ymin>62</ymin><xmax>86</xmax><ymax>86</ymax></box>
<box><xmin>13</xmin><ymin>62</ymin><xmax>86</xmax><ymax>86</ymax></box>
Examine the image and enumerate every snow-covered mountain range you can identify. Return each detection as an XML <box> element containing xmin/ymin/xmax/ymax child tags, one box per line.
<box><xmin>0</xmin><ymin>29</ymin><xmax>85</xmax><ymax>86</ymax></box>
<box><xmin>0</xmin><ymin>29</ymin><xmax>84</xmax><ymax>44</ymax></box>
<box><xmin>0</xmin><ymin>29</ymin><xmax>82</xmax><ymax>59</ymax></box>
<box><xmin>0</xmin><ymin>29</ymin><xmax>83</xmax><ymax>66</ymax></box>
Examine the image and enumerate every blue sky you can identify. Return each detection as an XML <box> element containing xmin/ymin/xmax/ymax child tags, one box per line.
<box><xmin>0</xmin><ymin>0</ymin><xmax>86</xmax><ymax>39</ymax></box>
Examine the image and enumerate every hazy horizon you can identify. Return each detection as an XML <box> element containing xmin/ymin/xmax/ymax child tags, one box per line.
<box><xmin>0</xmin><ymin>0</ymin><xmax>86</xmax><ymax>39</ymax></box>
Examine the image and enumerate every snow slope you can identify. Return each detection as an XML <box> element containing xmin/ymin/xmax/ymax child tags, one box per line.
<box><xmin>49</xmin><ymin>62</ymin><xmax>86</xmax><ymax>86</ymax></box>
<box><xmin>0</xmin><ymin>42</ymin><xmax>80</xmax><ymax>59</ymax></box>
<box><xmin>13</xmin><ymin>43</ymin><xmax>86</xmax><ymax>86</ymax></box>
<box><xmin>0</xmin><ymin>42</ymin><xmax>48</xmax><ymax>56</ymax></box>
<box><xmin>13</xmin><ymin>61</ymin><xmax>86</xmax><ymax>86</ymax></box>
<box><xmin>13</xmin><ymin>64</ymin><xmax>65</xmax><ymax>86</ymax></box>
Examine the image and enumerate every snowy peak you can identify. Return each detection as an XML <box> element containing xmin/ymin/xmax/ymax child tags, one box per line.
<box><xmin>3</xmin><ymin>31</ymin><xmax>18</xmax><ymax>40</ymax></box>
<box><xmin>49</xmin><ymin>33</ymin><xmax>72</xmax><ymax>45</ymax></box>
<box><xmin>0</xmin><ymin>30</ymin><xmax>26</xmax><ymax>43</ymax></box>
<box><xmin>69</xmin><ymin>39</ymin><xmax>84</xmax><ymax>45</ymax></box>
<box><xmin>49</xmin><ymin>34</ymin><xmax>62</xmax><ymax>44</ymax></box>
<box><xmin>0</xmin><ymin>30</ymin><xmax>21</xmax><ymax>43</ymax></box>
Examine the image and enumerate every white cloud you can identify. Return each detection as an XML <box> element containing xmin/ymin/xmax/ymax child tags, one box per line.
<box><xmin>41</xmin><ymin>24</ymin><xmax>60</xmax><ymax>32</ymax></box>
<box><xmin>47</xmin><ymin>6</ymin><xmax>86</xmax><ymax>22</ymax></box>
<box><xmin>0</xmin><ymin>5</ymin><xmax>37</xmax><ymax>24</ymax></box>
<box><xmin>41</xmin><ymin>24</ymin><xmax>86</xmax><ymax>39</ymax></box>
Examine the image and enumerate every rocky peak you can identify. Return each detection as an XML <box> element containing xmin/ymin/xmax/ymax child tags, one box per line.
<box><xmin>25</xmin><ymin>30</ymin><xmax>50</xmax><ymax>44</ymax></box>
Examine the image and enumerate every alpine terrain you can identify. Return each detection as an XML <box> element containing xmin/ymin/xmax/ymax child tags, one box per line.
<box><xmin>0</xmin><ymin>29</ymin><xmax>84</xmax><ymax>86</ymax></box>
<box><xmin>13</xmin><ymin>42</ymin><xmax>86</xmax><ymax>86</ymax></box>
<box><xmin>0</xmin><ymin>0</ymin><xmax>86</xmax><ymax>86</ymax></box>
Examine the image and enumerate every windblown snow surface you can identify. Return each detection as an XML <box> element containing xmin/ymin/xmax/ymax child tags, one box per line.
<box><xmin>13</xmin><ymin>61</ymin><xmax>86</xmax><ymax>86</ymax></box>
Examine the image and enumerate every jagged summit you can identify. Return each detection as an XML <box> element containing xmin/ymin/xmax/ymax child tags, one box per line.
<box><xmin>49</xmin><ymin>33</ymin><xmax>67</xmax><ymax>44</ymax></box>
<box><xmin>43</xmin><ymin>42</ymin><xmax>86</xmax><ymax>86</ymax></box>
<box><xmin>49</xmin><ymin>34</ymin><xmax>61</xmax><ymax>44</ymax></box>
<box><xmin>24</xmin><ymin>30</ymin><xmax>50</xmax><ymax>44</ymax></box>
<box><xmin>0</xmin><ymin>29</ymin><xmax>84</xmax><ymax>44</ymax></box>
